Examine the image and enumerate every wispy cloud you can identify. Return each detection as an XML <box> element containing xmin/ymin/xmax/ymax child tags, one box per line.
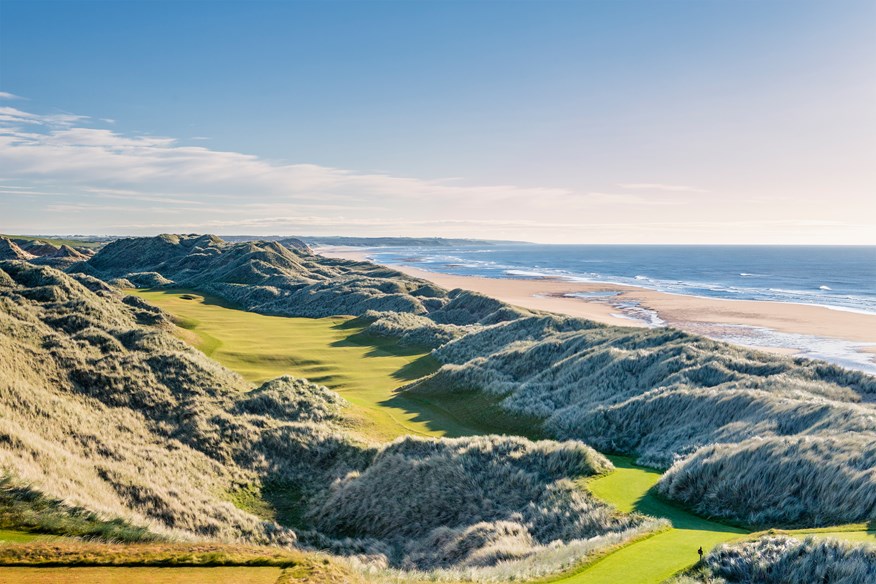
<box><xmin>1</xmin><ymin>102</ymin><xmax>869</xmax><ymax>244</ymax></box>
<box><xmin>618</xmin><ymin>183</ymin><xmax>708</xmax><ymax>193</ymax></box>
<box><xmin>0</xmin><ymin>105</ymin><xmax>572</xmax><ymax>206</ymax></box>
<box><xmin>0</xmin><ymin>92</ymin><xmax>23</xmax><ymax>100</ymax></box>
<box><xmin>0</xmin><ymin>106</ymin><xmax>88</xmax><ymax>127</ymax></box>
<box><xmin>584</xmin><ymin>192</ymin><xmax>681</xmax><ymax>206</ymax></box>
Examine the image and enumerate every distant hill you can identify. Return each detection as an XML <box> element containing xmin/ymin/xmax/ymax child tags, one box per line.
<box><xmin>0</xmin><ymin>236</ymin><xmax>94</xmax><ymax>268</ymax></box>
<box><xmin>79</xmin><ymin>234</ymin><xmax>529</xmax><ymax>323</ymax></box>
<box><xmin>0</xmin><ymin>237</ymin><xmax>36</xmax><ymax>261</ymax></box>
<box><xmin>218</xmin><ymin>234</ymin><xmax>310</xmax><ymax>250</ymax></box>
<box><xmin>0</xmin><ymin>234</ymin><xmax>109</xmax><ymax>249</ymax></box>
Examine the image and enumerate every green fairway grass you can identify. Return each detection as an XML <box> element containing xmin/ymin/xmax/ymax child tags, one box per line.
<box><xmin>0</xmin><ymin>531</ymin><xmax>57</xmax><ymax>545</ymax></box>
<box><xmin>560</xmin><ymin>457</ymin><xmax>746</xmax><ymax>584</ymax></box>
<box><xmin>130</xmin><ymin>289</ymin><xmax>482</xmax><ymax>441</ymax></box>
<box><xmin>125</xmin><ymin>289</ymin><xmax>876</xmax><ymax>584</ymax></box>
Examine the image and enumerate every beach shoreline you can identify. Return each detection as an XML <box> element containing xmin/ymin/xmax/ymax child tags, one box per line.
<box><xmin>319</xmin><ymin>246</ymin><xmax>876</xmax><ymax>371</ymax></box>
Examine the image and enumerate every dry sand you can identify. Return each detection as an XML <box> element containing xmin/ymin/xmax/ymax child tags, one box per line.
<box><xmin>320</xmin><ymin>247</ymin><xmax>876</xmax><ymax>366</ymax></box>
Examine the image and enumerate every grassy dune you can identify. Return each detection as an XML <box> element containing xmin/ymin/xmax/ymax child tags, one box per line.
<box><xmin>130</xmin><ymin>289</ymin><xmax>476</xmax><ymax>441</ymax></box>
<box><xmin>82</xmin><ymin>236</ymin><xmax>876</xmax><ymax>533</ymax></box>
<box><xmin>1</xmin><ymin>264</ymin><xmax>640</xmax><ymax>581</ymax></box>
<box><xmin>123</xmin><ymin>288</ymin><xmax>874</xmax><ymax>583</ymax></box>
<box><xmin>126</xmin><ymin>290</ymin><xmax>709</xmax><ymax>581</ymax></box>
<box><xmin>672</xmin><ymin>535</ymin><xmax>876</xmax><ymax>583</ymax></box>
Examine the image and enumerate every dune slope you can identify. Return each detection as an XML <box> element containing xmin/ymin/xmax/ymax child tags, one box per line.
<box><xmin>0</xmin><ymin>260</ymin><xmax>652</xmax><ymax>579</ymax></box>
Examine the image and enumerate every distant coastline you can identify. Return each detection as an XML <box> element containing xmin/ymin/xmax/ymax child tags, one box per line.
<box><xmin>318</xmin><ymin>245</ymin><xmax>876</xmax><ymax>374</ymax></box>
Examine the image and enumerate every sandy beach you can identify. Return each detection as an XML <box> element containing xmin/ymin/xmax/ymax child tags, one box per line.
<box><xmin>320</xmin><ymin>247</ymin><xmax>876</xmax><ymax>370</ymax></box>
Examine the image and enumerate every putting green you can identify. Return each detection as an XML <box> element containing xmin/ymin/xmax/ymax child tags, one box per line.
<box><xmin>130</xmin><ymin>289</ymin><xmax>875</xmax><ymax>584</ymax></box>
<box><xmin>557</xmin><ymin>457</ymin><xmax>745</xmax><ymax>584</ymax></box>
<box><xmin>567</xmin><ymin>457</ymin><xmax>874</xmax><ymax>583</ymax></box>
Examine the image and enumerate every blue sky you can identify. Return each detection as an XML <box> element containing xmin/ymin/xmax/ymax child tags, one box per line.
<box><xmin>1</xmin><ymin>0</ymin><xmax>873</xmax><ymax>243</ymax></box>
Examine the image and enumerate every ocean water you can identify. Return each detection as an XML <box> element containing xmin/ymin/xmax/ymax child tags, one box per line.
<box><xmin>365</xmin><ymin>244</ymin><xmax>876</xmax><ymax>315</ymax></box>
<box><xmin>358</xmin><ymin>244</ymin><xmax>876</xmax><ymax>373</ymax></box>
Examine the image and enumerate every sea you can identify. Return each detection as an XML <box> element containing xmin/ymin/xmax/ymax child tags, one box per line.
<box><xmin>357</xmin><ymin>244</ymin><xmax>876</xmax><ymax>373</ymax></box>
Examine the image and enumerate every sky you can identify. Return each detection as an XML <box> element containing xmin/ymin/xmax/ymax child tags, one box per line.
<box><xmin>0</xmin><ymin>0</ymin><xmax>874</xmax><ymax>244</ymax></box>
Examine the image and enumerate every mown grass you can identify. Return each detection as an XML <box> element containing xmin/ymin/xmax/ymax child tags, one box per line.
<box><xmin>0</xmin><ymin>531</ymin><xmax>57</xmax><ymax>544</ymax></box>
<box><xmin>560</xmin><ymin>456</ymin><xmax>746</xmax><ymax>584</ymax></box>
<box><xmin>396</xmin><ymin>387</ymin><xmax>547</xmax><ymax>439</ymax></box>
<box><xmin>130</xmin><ymin>289</ymin><xmax>474</xmax><ymax>442</ymax></box>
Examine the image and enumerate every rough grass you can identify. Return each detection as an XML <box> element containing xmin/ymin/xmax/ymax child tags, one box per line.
<box><xmin>0</xmin><ymin>262</ymin><xmax>658</xmax><ymax>581</ymax></box>
<box><xmin>408</xmin><ymin>313</ymin><xmax>876</xmax><ymax>527</ymax></box>
<box><xmin>0</xmin><ymin>261</ymin><xmax>316</xmax><ymax>544</ymax></box>
<box><xmin>670</xmin><ymin>535</ymin><xmax>876</xmax><ymax>584</ymax></box>
<box><xmin>0</xmin><ymin>477</ymin><xmax>156</xmax><ymax>542</ymax></box>
<box><xmin>656</xmin><ymin>435</ymin><xmax>876</xmax><ymax>528</ymax></box>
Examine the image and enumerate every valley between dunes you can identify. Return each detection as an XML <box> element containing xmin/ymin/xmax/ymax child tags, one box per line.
<box><xmin>2</xmin><ymin>236</ymin><xmax>874</xmax><ymax>584</ymax></box>
<box><xmin>95</xmin><ymin>288</ymin><xmax>869</xmax><ymax>584</ymax></box>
